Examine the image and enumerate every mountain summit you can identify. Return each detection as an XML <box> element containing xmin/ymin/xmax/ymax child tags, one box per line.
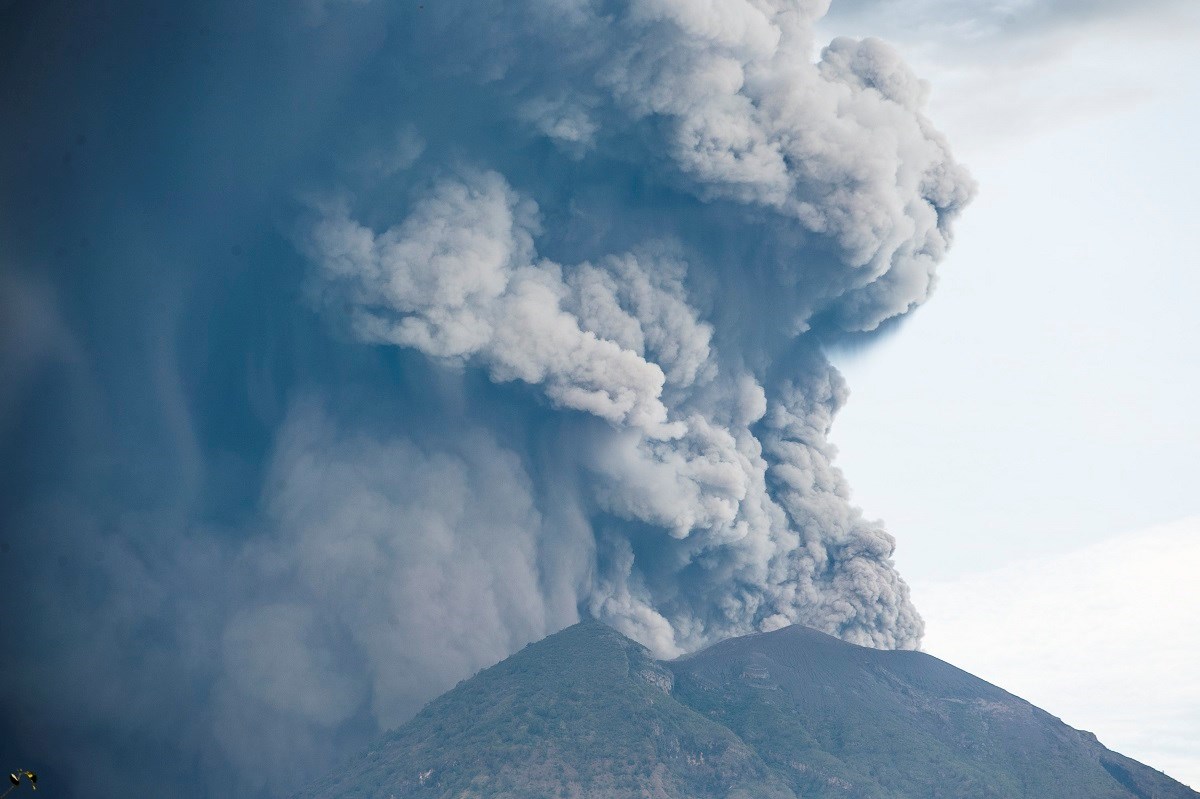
<box><xmin>295</xmin><ymin>621</ymin><xmax>1196</xmax><ymax>799</ymax></box>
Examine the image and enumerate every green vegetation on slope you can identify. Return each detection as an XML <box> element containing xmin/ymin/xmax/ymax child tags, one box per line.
<box><xmin>671</xmin><ymin>625</ymin><xmax>1161</xmax><ymax>799</ymax></box>
<box><xmin>295</xmin><ymin>620</ymin><xmax>794</xmax><ymax>799</ymax></box>
<box><xmin>295</xmin><ymin>622</ymin><xmax>1198</xmax><ymax>799</ymax></box>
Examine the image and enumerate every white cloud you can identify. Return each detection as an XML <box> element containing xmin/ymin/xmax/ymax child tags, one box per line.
<box><xmin>819</xmin><ymin>0</ymin><xmax>1200</xmax><ymax>154</ymax></box>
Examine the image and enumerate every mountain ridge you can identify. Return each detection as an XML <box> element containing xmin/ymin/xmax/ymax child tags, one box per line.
<box><xmin>294</xmin><ymin>620</ymin><xmax>1196</xmax><ymax>799</ymax></box>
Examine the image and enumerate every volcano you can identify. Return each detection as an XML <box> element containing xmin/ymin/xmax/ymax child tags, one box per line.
<box><xmin>294</xmin><ymin>620</ymin><xmax>1195</xmax><ymax>799</ymax></box>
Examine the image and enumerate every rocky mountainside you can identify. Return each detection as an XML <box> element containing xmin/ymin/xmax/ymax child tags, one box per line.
<box><xmin>294</xmin><ymin>620</ymin><xmax>1197</xmax><ymax>799</ymax></box>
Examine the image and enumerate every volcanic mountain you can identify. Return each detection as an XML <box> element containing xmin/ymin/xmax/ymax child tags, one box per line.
<box><xmin>294</xmin><ymin>620</ymin><xmax>1196</xmax><ymax>799</ymax></box>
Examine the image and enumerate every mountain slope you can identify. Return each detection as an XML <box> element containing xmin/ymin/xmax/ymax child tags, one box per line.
<box><xmin>670</xmin><ymin>624</ymin><xmax>1191</xmax><ymax>799</ymax></box>
<box><xmin>295</xmin><ymin>620</ymin><xmax>796</xmax><ymax>799</ymax></box>
<box><xmin>295</xmin><ymin>621</ymin><xmax>1197</xmax><ymax>799</ymax></box>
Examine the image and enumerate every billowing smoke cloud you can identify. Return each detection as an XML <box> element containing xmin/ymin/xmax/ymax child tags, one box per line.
<box><xmin>0</xmin><ymin>0</ymin><xmax>971</xmax><ymax>796</ymax></box>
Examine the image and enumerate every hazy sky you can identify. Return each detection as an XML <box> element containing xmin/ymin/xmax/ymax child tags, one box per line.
<box><xmin>820</xmin><ymin>1</ymin><xmax>1200</xmax><ymax>786</ymax></box>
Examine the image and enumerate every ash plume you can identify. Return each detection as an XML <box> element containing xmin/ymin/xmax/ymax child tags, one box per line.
<box><xmin>0</xmin><ymin>0</ymin><xmax>972</xmax><ymax>796</ymax></box>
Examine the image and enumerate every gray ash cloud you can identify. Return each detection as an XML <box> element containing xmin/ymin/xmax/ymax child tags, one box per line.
<box><xmin>0</xmin><ymin>1</ymin><xmax>971</xmax><ymax>796</ymax></box>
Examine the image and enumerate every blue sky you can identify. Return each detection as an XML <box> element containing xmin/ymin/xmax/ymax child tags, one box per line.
<box><xmin>821</xmin><ymin>1</ymin><xmax>1200</xmax><ymax>784</ymax></box>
